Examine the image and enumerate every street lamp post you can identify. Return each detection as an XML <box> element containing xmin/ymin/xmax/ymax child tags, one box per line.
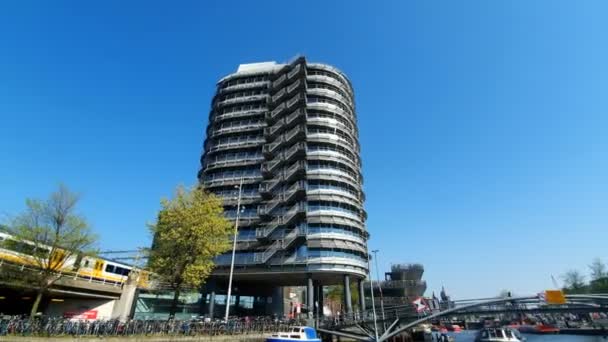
<box><xmin>372</xmin><ymin>249</ymin><xmax>387</xmax><ymax>329</ymax></box>
<box><xmin>224</xmin><ymin>177</ymin><xmax>243</xmax><ymax>322</ymax></box>
<box><xmin>367</xmin><ymin>252</ymin><xmax>379</xmax><ymax>341</ymax></box>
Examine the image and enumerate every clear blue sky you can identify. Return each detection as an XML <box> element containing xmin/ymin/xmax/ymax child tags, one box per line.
<box><xmin>1</xmin><ymin>1</ymin><xmax>607</xmax><ymax>299</ymax></box>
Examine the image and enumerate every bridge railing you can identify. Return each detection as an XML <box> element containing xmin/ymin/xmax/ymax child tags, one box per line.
<box><xmin>0</xmin><ymin>316</ymin><xmax>303</xmax><ymax>337</ymax></box>
<box><xmin>319</xmin><ymin>294</ymin><xmax>608</xmax><ymax>342</ymax></box>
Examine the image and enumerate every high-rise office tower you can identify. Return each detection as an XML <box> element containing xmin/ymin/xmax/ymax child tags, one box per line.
<box><xmin>198</xmin><ymin>57</ymin><xmax>368</xmax><ymax>317</ymax></box>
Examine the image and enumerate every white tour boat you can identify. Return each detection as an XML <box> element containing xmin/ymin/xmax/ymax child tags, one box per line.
<box><xmin>475</xmin><ymin>327</ymin><xmax>526</xmax><ymax>342</ymax></box>
<box><xmin>266</xmin><ymin>326</ymin><xmax>321</xmax><ymax>342</ymax></box>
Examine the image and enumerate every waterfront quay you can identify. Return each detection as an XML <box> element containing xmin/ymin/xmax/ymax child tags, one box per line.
<box><xmin>0</xmin><ymin>336</ymin><xmax>267</xmax><ymax>342</ymax></box>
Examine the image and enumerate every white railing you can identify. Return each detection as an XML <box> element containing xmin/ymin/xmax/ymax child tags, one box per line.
<box><xmin>287</xmin><ymin>64</ymin><xmax>301</xmax><ymax>79</ymax></box>
<box><xmin>220</xmin><ymin>81</ymin><xmax>268</xmax><ymax>93</ymax></box>
<box><xmin>270</xmin><ymin>103</ymin><xmax>286</xmax><ymax>119</ymax></box>
<box><xmin>272</xmin><ymin>74</ymin><xmax>287</xmax><ymax>88</ymax></box>
<box><xmin>217</xmin><ymin>94</ymin><xmax>267</xmax><ymax>107</ymax></box>
<box><xmin>213</xmin><ymin>123</ymin><xmax>264</xmax><ymax>136</ymax></box>
<box><xmin>205</xmin><ymin>156</ymin><xmax>263</xmax><ymax>169</ymax></box>
<box><xmin>286</xmin><ymin>93</ymin><xmax>301</xmax><ymax>109</ymax></box>
<box><xmin>271</xmin><ymin>88</ymin><xmax>286</xmax><ymax>103</ymax></box>
<box><xmin>215</xmin><ymin>108</ymin><xmax>266</xmax><ymax>121</ymax></box>
<box><xmin>208</xmin><ymin>139</ymin><xmax>264</xmax><ymax>152</ymax></box>
<box><xmin>287</xmin><ymin>79</ymin><xmax>301</xmax><ymax>94</ymax></box>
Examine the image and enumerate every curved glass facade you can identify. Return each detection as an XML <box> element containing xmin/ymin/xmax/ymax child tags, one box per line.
<box><xmin>199</xmin><ymin>57</ymin><xmax>368</xmax><ymax>286</ymax></box>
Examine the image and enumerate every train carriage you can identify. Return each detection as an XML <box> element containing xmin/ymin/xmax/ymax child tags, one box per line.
<box><xmin>0</xmin><ymin>231</ymin><xmax>149</xmax><ymax>288</ymax></box>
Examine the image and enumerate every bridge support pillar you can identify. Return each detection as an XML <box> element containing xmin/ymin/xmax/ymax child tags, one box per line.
<box><xmin>208</xmin><ymin>290</ymin><xmax>216</xmax><ymax>318</ymax></box>
<box><xmin>343</xmin><ymin>274</ymin><xmax>352</xmax><ymax>315</ymax></box>
<box><xmin>314</xmin><ymin>282</ymin><xmax>323</xmax><ymax>318</ymax></box>
<box><xmin>307</xmin><ymin>275</ymin><xmax>314</xmax><ymax>319</ymax></box>
<box><xmin>358</xmin><ymin>279</ymin><xmax>365</xmax><ymax>313</ymax></box>
<box><xmin>111</xmin><ymin>275</ymin><xmax>138</xmax><ymax>321</ymax></box>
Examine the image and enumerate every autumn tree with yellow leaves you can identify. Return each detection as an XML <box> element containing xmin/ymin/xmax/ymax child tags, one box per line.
<box><xmin>148</xmin><ymin>186</ymin><xmax>232</xmax><ymax>317</ymax></box>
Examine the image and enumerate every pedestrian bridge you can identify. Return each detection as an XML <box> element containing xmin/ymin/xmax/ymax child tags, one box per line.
<box><xmin>318</xmin><ymin>294</ymin><xmax>608</xmax><ymax>342</ymax></box>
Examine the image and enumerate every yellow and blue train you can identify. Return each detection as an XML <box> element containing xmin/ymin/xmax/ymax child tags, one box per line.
<box><xmin>0</xmin><ymin>230</ymin><xmax>149</xmax><ymax>288</ymax></box>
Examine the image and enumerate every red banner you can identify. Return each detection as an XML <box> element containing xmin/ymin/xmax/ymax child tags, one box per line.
<box><xmin>63</xmin><ymin>310</ymin><xmax>98</xmax><ymax>320</ymax></box>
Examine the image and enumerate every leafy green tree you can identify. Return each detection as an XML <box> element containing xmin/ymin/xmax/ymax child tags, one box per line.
<box><xmin>2</xmin><ymin>185</ymin><xmax>97</xmax><ymax>319</ymax></box>
<box><xmin>589</xmin><ymin>258</ymin><xmax>607</xmax><ymax>280</ymax></box>
<box><xmin>326</xmin><ymin>281</ymin><xmax>360</xmax><ymax>312</ymax></box>
<box><xmin>562</xmin><ymin>270</ymin><xmax>587</xmax><ymax>294</ymax></box>
<box><xmin>589</xmin><ymin>258</ymin><xmax>608</xmax><ymax>293</ymax></box>
<box><xmin>148</xmin><ymin>185</ymin><xmax>232</xmax><ymax>317</ymax></box>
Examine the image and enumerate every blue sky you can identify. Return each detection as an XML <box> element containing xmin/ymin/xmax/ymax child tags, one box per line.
<box><xmin>1</xmin><ymin>1</ymin><xmax>607</xmax><ymax>298</ymax></box>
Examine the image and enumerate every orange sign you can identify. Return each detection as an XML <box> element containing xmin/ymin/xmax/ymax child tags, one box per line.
<box><xmin>545</xmin><ymin>290</ymin><xmax>566</xmax><ymax>304</ymax></box>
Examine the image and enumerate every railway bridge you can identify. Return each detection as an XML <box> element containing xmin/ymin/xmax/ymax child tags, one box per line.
<box><xmin>0</xmin><ymin>260</ymin><xmax>138</xmax><ymax>319</ymax></box>
<box><xmin>317</xmin><ymin>293</ymin><xmax>608</xmax><ymax>341</ymax></box>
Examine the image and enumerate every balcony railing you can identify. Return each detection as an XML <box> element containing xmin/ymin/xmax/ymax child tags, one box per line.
<box><xmin>283</xmin><ymin>142</ymin><xmax>306</xmax><ymax>162</ymax></box>
<box><xmin>216</xmin><ymin>94</ymin><xmax>267</xmax><ymax>107</ymax></box>
<box><xmin>254</xmin><ymin>226</ymin><xmax>306</xmax><ymax>264</ymax></box>
<box><xmin>259</xmin><ymin>180</ymin><xmax>305</xmax><ymax>208</ymax></box>
<box><xmin>259</xmin><ymin>178</ymin><xmax>282</xmax><ymax>196</ymax></box>
<box><xmin>271</xmin><ymin>88</ymin><xmax>286</xmax><ymax>104</ymax></box>
<box><xmin>214</xmin><ymin>108</ymin><xmax>266</xmax><ymax>121</ymax></box>
<box><xmin>286</xmin><ymin>93</ymin><xmax>301</xmax><ymax>110</ymax></box>
<box><xmin>287</xmin><ymin>64</ymin><xmax>302</xmax><ymax>79</ymax></box>
<box><xmin>262</xmin><ymin>137</ymin><xmax>283</xmax><ymax>157</ymax></box>
<box><xmin>219</xmin><ymin>81</ymin><xmax>268</xmax><ymax>93</ymax></box>
<box><xmin>264</xmin><ymin>108</ymin><xmax>304</xmax><ymax>139</ymax></box>
<box><xmin>262</xmin><ymin>125</ymin><xmax>305</xmax><ymax>157</ymax></box>
<box><xmin>283</xmin><ymin>160</ymin><xmax>306</xmax><ymax>182</ymax></box>
<box><xmin>207</xmin><ymin>139</ymin><xmax>264</xmax><ymax>152</ymax></box>
<box><xmin>211</xmin><ymin>123</ymin><xmax>265</xmax><ymax>137</ymax></box>
<box><xmin>287</xmin><ymin>79</ymin><xmax>302</xmax><ymax>94</ymax></box>
<box><xmin>272</xmin><ymin>74</ymin><xmax>287</xmax><ymax>89</ymax></box>
<box><xmin>202</xmin><ymin>176</ymin><xmax>261</xmax><ymax>188</ymax></box>
<box><xmin>258</xmin><ymin>198</ymin><xmax>281</xmax><ymax>217</ymax></box>
<box><xmin>269</xmin><ymin>103</ymin><xmax>287</xmax><ymax>120</ymax></box>
<box><xmin>255</xmin><ymin>202</ymin><xmax>306</xmax><ymax>240</ymax></box>
<box><xmin>205</xmin><ymin>157</ymin><xmax>263</xmax><ymax>170</ymax></box>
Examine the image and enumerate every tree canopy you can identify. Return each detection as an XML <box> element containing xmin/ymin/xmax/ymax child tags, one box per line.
<box><xmin>561</xmin><ymin>258</ymin><xmax>608</xmax><ymax>294</ymax></box>
<box><xmin>148</xmin><ymin>185</ymin><xmax>232</xmax><ymax>316</ymax></box>
<box><xmin>2</xmin><ymin>184</ymin><xmax>97</xmax><ymax>318</ymax></box>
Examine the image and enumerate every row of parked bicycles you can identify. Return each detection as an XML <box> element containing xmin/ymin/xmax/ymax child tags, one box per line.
<box><xmin>0</xmin><ymin>315</ymin><xmax>305</xmax><ymax>336</ymax></box>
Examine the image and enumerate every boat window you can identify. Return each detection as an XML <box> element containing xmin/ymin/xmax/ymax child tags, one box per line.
<box><xmin>481</xmin><ymin>330</ymin><xmax>488</xmax><ymax>338</ymax></box>
<box><xmin>505</xmin><ymin>329</ymin><xmax>514</xmax><ymax>338</ymax></box>
<box><xmin>291</xmin><ymin>328</ymin><xmax>300</xmax><ymax>332</ymax></box>
<box><xmin>304</xmin><ymin>327</ymin><xmax>318</xmax><ymax>339</ymax></box>
<box><xmin>290</xmin><ymin>335</ymin><xmax>300</xmax><ymax>338</ymax></box>
<box><xmin>493</xmin><ymin>329</ymin><xmax>505</xmax><ymax>338</ymax></box>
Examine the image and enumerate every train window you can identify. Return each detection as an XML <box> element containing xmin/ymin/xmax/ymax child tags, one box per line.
<box><xmin>105</xmin><ymin>264</ymin><xmax>115</xmax><ymax>273</ymax></box>
<box><xmin>4</xmin><ymin>239</ymin><xmax>37</xmax><ymax>255</ymax></box>
<box><xmin>113</xmin><ymin>267</ymin><xmax>130</xmax><ymax>276</ymax></box>
<box><xmin>84</xmin><ymin>260</ymin><xmax>89</xmax><ymax>267</ymax></box>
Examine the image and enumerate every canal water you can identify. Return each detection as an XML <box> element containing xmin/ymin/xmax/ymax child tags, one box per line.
<box><xmin>448</xmin><ymin>330</ymin><xmax>607</xmax><ymax>342</ymax></box>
